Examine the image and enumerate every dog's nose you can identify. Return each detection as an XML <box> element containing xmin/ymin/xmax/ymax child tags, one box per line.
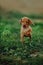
<box><xmin>23</xmin><ymin>25</ymin><xmax>26</xmax><ymax>28</ymax></box>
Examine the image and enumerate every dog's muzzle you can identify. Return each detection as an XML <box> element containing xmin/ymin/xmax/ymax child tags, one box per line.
<box><xmin>23</xmin><ymin>25</ymin><xmax>26</xmax><ymax>28</ymax></box>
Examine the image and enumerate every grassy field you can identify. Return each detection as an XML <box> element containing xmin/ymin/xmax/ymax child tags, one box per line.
<box><xmin>0</xmin><ymin>11</ymin><xmax>43</xmax><ymax>65</ymax></box>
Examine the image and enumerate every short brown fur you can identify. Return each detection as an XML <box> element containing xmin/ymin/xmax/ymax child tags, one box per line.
<box><xmin>20</xmin><ymin>17</ymin><xmax>32</xmax><ymax>43</ymax></box>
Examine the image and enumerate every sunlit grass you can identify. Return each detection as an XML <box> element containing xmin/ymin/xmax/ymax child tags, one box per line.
<box><xmin>0</xmin><ymin>11</ymin><xmax>43</xmax><ymax>65</ymax></box>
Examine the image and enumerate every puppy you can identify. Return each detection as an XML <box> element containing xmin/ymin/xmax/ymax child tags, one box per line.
<box><xmin>20</xmin><ymin>17</ymin><xmax>33</xmax><ymax>43</ymax></box>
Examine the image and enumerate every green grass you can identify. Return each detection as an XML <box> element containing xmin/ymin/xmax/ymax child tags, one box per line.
<box><xmin>0</xmin><ymin>11</ymin><xmax>43</xmax><ymax>65</ymax></box>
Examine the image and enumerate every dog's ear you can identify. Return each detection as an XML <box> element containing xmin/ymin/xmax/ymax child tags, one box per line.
<box><xmin>19</xmin><ymin>19</ymin><xmax>22</xmax><ymax>24</ymax></box>
<box><xmin>28</xmin><ymin>19</ymin><xmax>32</xmax><ymax>25</ymax></box>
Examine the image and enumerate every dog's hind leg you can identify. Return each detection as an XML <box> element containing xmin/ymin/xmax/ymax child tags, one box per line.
<box><xmin>28</xmin><ymin>34</ymin><xmax>32</xmax><ymax>41</ymax></box>
<box><xmin>28</xmin><ymin>34</ymin><xmax>33</xmax><ymax>47</ymax></box>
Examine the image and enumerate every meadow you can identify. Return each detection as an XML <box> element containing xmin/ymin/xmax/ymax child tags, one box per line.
<box><xmin>0</xmin><ymin>10</ymin><xmax>43</xmax><ymax>65</ymax></box>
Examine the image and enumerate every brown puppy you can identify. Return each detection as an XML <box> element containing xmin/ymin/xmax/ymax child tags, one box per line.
<box><xmin>20</xmin><ymin>17</ymin><xmax>32</xmax><ymax>43</ymax></box>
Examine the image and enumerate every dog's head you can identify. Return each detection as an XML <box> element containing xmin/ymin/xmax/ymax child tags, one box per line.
<box><xmin>20</xmin><ymin>17</ymin><xmax>32</xmax><ymax>28</ymax></box>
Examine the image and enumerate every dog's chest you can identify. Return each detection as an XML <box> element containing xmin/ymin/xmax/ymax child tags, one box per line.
<box><xmin>21</xmin><ymin>26</ymin><xmax>32</xmax><ymax>34</ymax></box>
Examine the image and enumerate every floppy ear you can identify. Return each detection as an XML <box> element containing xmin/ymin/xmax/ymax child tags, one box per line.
<box><xmin>28</xmin><ymin>19</ymin><xmax>32</xmax><ymax>25</ymax></box>
<box><xmin>19</xmin><ymin>19</ymin><xmax>22</xmax><ymax>24</ymax></box>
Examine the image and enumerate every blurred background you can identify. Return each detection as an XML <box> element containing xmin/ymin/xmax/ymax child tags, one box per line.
<box><xmin>0</xmin><ymin>0</ymin><xmax>43</xmax><ymax>65</ymax></box>
<box><xmin>0</xmin><ymin>0</ymin><xmax>43</xmax><ymax>14</ymax></box>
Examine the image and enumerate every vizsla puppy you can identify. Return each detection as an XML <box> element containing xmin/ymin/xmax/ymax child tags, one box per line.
<box><xmin>20</xmin><ymin>17</ymin><xmax>33</xmax><ymax>43</ymax></box>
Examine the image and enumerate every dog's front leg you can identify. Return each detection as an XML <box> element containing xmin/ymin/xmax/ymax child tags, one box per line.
<box><xmin>20</xmin><ymin>34</ymin><xmax>24</xmax><ymax>43</ymax></box>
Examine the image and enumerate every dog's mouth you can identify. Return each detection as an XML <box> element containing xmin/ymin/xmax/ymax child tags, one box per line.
<box><xmin>23</xmin><ymin>25</ymin><xmax>27</xmax><ymax>28</ymax></box>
